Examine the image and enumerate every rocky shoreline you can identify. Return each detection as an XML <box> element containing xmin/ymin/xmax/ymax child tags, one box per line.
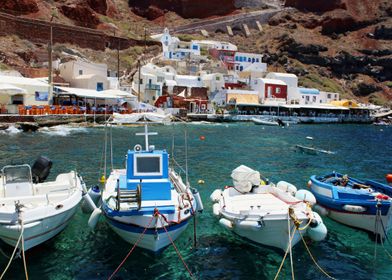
<box><xmin>0</xmin><ymin>114</ymin><xmax>111</xmax><ymax>132</ymax></box>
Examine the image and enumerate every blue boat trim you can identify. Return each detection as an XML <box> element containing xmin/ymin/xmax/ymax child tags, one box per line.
<box><xmin>310</xmin><ymin>172</ymin><xmax>392</xmax><ymax>216</ymax></box>
<box><xmin>105</xmin><ymin>215</ymin><xmax>190</xmax><ymax>234</ymax></box>
<box><xmin>103</xmin><ymin>203</ymin><xmax>176</xmax><ymax>216</ymax></box>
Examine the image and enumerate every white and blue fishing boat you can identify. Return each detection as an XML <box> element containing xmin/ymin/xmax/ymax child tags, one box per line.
<box><xmin>88</xmin><ymin>123</ymin><xmax>203</xmax><ymax>252</ymax></box>
<box><xmin>308</xmin><ymin>172</ymin><xmax>392</xmax><ymax>238</ymax></box>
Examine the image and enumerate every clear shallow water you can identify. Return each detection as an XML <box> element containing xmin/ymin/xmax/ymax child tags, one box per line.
<box><xmin>0</xmin><ymin>123</ymin><xmax>391</xmax><ymax>280</ymax></box>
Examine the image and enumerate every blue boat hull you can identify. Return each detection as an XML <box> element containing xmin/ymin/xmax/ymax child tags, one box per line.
<box><xmin>309</xmin><ymin>173</ymin><xmax>392</xmax><ymax>237</ymax></box>
<box><xmin>104</xmin><ymin>214</ymin><xmax>190</xmax><ymax>252</ymax></box>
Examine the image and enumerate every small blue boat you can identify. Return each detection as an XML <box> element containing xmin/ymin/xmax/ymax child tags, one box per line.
<box><xmin>308</xmin><ymin>172</ymin><xmax>392</xmax><ymax>238</ymax></box>
<box><xmin>88</xmin><ymin>123</ymin><xmax>203</xmax><ymax>252</ymax></box>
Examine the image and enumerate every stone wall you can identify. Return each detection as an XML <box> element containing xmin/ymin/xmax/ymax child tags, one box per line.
<box><xmin>0</xmin><ymin>12</ymin><xmax>157</xmax><ymax>51</ymax></box>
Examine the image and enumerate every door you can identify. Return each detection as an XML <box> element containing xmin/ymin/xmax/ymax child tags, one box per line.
<box><xmin>96</xmin><ymin>82</ymin><xmax>103</xmax><ymax>91</ymax></box>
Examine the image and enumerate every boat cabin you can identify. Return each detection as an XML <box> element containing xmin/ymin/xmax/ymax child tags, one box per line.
<box><xmin>119</xmin><ymin>148</ymin><xmax>172</xmax><ymax>202</ymax></box>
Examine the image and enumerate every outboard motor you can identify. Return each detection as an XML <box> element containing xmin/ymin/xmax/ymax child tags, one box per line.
<box><xmin>32</xmin><ymin>156</ymin><xmax>53</xmax><ymax>183</ymax></box>
<box><xmin>277</xmin><ymin>119</ymin><xmax>285</xmax><ymax>127</ymax></box>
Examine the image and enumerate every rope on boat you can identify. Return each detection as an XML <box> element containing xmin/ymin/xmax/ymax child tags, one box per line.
<box><xmin>273</xmin><ymin>226</ymin><xmax>297</xmax><ymax>280</ymax></box>
<box><xmin>375</xmin><ymin>204</ymin><xmax>392</xmax><ymax>260</ymax></box>
<box><xmin>298</xmin><ymin>231</ymin><xmax>336</xmax><ymax>280</ymax></box>
<box><xmin>374</xmin><ymin>202</ymin><xmax>381</xmax><ymax>261</ymax></box>
<box><xmin>288</xmin><ymin>212</ymin><xmax>295</xmax><ymax>280</ymax></box>
<box><xmin>157</xmin><ymin>214</ymin><xmax>195</xmax><ymax>279</ymax></box>
<box><xmin>107</xmin><ymin>214</ymin><xmax>157</xmax><ymax>280</ymax></box>
<box><xmin>0</xmin><ymin>219</ymin><xmax>27</xmax><ymax>280</ymax></box>
<box><xmin>20</xmin><ymin>221</ymin><xmax>28</xmax><ymax>280</ymax></box>
<box><xmin>275</xmin><ymin>207</ymin><xmax>335</xmax><ymax>280</ymax></box>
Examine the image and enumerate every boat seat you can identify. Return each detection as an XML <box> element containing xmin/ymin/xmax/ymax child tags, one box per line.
<box><xmin>4</xmin><ymin>182</ymin><xmax>34</xmax><ymax>197</ymax></box>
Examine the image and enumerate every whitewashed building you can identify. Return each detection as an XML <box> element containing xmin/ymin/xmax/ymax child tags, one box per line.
<box><xmin>234</xmin><ymin>52</ymin><xmax>266</xmax><ymax>74</ymax></box>
<box><xmin>201</xmin><ymin>73</ymin><xmax>225</xmax><ymax>93</ymax></box>
<box><xmin>0</xmin><ymin>76</ymin><xmax>50</xmax><ymax>113</ymax></box>
<box><xmin>160</xmin><ymin>28</ymin><xmax>201</xmax><ymax>60</ymax></box>
<box><xmin>290</xmin><ymin>88</ymin><xmax>340</xmax><ymax>105</ymax></box>
<box><xmin>132</xmin><ymin>63</ymin><xmax>177</xmax><ymax>104</ymax></box>
<box><xmin>192</xmin><ymin>40</ymin><xmax>237</xmax><ymax>52</ymax></box>
<box><xmin>59</xmin><ymin>60</ymin><xmax>109</xmax><ymax>91</ymax></box>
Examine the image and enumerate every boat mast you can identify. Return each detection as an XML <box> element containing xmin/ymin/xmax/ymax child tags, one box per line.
<box><xmin>136</xmin><ymin>122</ymin><xmax>157</xmax><ymax>151</ymax></box>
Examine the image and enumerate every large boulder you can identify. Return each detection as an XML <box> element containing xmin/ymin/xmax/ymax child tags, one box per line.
<box><xmin>0</xmin><ymin>0</ymin><xmax>39</xmax><ymax>15</ymax></box>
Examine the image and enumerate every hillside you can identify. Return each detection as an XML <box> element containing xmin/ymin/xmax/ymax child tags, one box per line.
<box><xmin>0</xmin><ymin>0</ymin><xmax>391</xmax><ymax>105</ymax></box>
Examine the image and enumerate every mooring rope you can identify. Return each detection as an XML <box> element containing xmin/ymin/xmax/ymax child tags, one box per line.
<box><xmin>375</xmin><ymin>206</ymin><xmax>392</xmax><ymax>260</ymax></box>
<box><xmin>374</xmin><ymin>203</ymin><xmax>381</xmax><ymax>261</ymax></box>
<box><xmin>287</xmin><ymin>212</ymin><xmax>295</xmax><ymax>280</ymax></box>
<box><xmin>158</xmin><ymin>214</ymin><xmax>195</xmax><ymax>279</ymax></box>
<box><xmin>298</xmin><ymin>231</ymin><xmax>336</xmax><ymax>280</ymax></box>
<box><xmin>0</xmin><ymin>222</ymin><xmax>24</xmax><ymax>280</ymax></box>
<box><xmin>108</xmin><ymin>214</ymin><xmax>157</xmax><ymax>280</ymax></box>
<box><xmin>20</xmin><ymin>221</ymin><xmax>28</xmax><ymax>280</ymax></box>
<box><xmin>274</xmin><ymin>226</ymin><xmax>297</xmax><ymax>280</ymax></box>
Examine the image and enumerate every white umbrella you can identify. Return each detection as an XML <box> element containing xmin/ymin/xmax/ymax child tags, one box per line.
<box><xmin>0</xmin><ymin>84</ymin><xmax>27</xmax><ymax>95</ymax></box>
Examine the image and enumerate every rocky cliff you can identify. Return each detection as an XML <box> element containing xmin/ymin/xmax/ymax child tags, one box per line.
<box><xmin>0</xmin><ymin>0</ymin><xmax>391</xmax><ymax>104</ymax></box>
<box><xmin>128</xmin><ymin>0</ymin><xmax>237</xmax><ymax>20</ymax></box>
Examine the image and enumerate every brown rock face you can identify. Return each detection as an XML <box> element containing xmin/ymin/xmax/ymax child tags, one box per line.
<box><xmin>128</xmin><ymin>0</ymin><xmax>237</xmax><ymax>19</ymax></box>
<box><xmin>87</xmin><ymin>0</ymin><xmax>108</xmax><ymax>15</ymax></box>
<box><xmin>321</xmin><ymin>9</ymin><xmax>357</xmax><ymax>34</ymax></box>
<box><xmin>0</xmin><ymin>0</ymin><xmax>39</xmax><ymax>15</ymax></box>
<box><xmin>285</xmin><ymin>0</ymin><xmax>345</xmax><ymax>12</ymax></box>
<box><xmin>59</xmin><ymin>4</ymin><xmax>101</xmax><ymax>28</ymax></box>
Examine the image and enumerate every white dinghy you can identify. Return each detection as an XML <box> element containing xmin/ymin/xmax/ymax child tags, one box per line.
<box><xmin>210</xmin><ymin>165</ymin><xmax>327</xmax><ymax>251</ymax></box>
<box><xmin>0</xmin><ymin>156</ymin><xmax>87</xmax><ymax>251</ymax></box>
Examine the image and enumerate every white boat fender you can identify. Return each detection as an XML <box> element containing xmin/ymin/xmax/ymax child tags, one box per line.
<box><xmin>313</xmin><ymin>204</ymin><xmax>329</xmax><ymax>216</ymax></box>
<box><xmin>307</xmin><ymin>212</ymin><xmax>327</xmax><ymax>242</ymax></box>
<box><xmin>342</xmin><ymin>204</ymin><xmax>366</xmax><ymax>213</ymax></box>
<box><xmin>212</xmin><ymin>203</ymin><xmax>220</xmax><ymax>217</ymax></box>
<box><xmin>88</xmin><ymin>207</ymin><xmax>102</xmax><ymax>230</ymax></box>
<box><xmin>210</xmin><ymin>189</ymin><xmax>222</xmax><ymax>203</ymax></box>
<box><xmin>219</xmin><ymin>218</ymin><xmax>233</xmax><ymax>230</ymax></box>
<box><xmin>295</xmin><ymin>189</ymin><xmax>316</xmax><ymax>206</ymax></box>
<box><xmin>88</xmin><ymin>186</ymin><xmax>101</xmax><ymax>205</ymax></box>
<box><xmin>82</xmin><ymin>190</ymin><xmax>98</xmax><ymax>214</ymax></box>
<box><xmin>236</xmin><ymin>220</ymin><xmax>262</xmax><ymax>231</ymax></box>
<box><xmin>192</xmin><ymin>188</ymin><xmax>204</xmax><ymax>213</ymax></box>
<box><xmin>276</xmin><ymin>181</ymin><xmax>297</xmax><ymax>196</ymax></box>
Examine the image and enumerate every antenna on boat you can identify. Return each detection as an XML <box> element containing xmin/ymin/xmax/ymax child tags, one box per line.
<box><xmin>136</xmin><ymin>121</ymin><xmax>157</xmax><ymax>151</ymax></box>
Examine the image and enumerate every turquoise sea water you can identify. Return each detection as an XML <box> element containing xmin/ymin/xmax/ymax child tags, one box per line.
<box><xmin>0</xmin><ymin>123</ymin><xmax>391</xmax><ymax>280</ymax></box>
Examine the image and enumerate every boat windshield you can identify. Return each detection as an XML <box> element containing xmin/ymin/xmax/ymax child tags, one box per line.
<box><xmin>134</xmin><ymin>154</ymin><xmax>162</xmax><ymax>176</ymax></box>
<box><xmin>2</xmin><ymin>165</ymin><xmax>32</xmax><ymax>184</ymax></box>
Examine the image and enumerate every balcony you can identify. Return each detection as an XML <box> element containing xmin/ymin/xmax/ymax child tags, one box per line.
<box><xmin>145</xmin><ymin>84</ymin><xmax>161</xmax><ymax>91</ymax></box>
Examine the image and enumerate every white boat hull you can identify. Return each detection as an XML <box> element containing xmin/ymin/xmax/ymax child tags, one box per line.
<box><xmin>231</xmin><ymin>218</ymin><xmax>304</xmax><ymax>251</ymax></box>
<box><xmin>0</xmin><ymin>205</ymin><xmax>79</xmax><ymax>251</ymax></box>
<box><xmin>0</xmin><ymin>171</ymin><xmax>84</xmax><ymax>251</ymax></box>
<box><xmin>328</xmin><ymin>209</ymin><xmax>392</xmax><ymax>238</ymax></box>
<box><xmin>106</xmin><ymin>216</ymin><xmax>190</xmax><ymax>252</ymax></box>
